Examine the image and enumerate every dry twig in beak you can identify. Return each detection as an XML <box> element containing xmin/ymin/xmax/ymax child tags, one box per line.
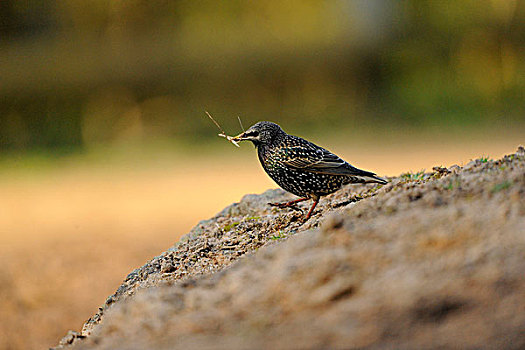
<box><xmin>205</xmin><ymin>111</ymin><xmax>240</xmax><ymax>147</ymax></box>
<box><xmin>237</xmin><ymin>116</ymin><xmax>245</xmax><ymax>132</ymax></box>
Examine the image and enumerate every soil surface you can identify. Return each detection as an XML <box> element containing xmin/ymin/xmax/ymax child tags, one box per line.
<box><xmin>54</xmin><ymin>147</ymin><xmax>525</xmax><ymax>350</ymax></box>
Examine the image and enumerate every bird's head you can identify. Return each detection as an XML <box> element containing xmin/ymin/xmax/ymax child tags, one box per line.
<box><xmin>231</xmin><ymin>121</ymin><xmax>284</xmax><ymax>146</ymax></box>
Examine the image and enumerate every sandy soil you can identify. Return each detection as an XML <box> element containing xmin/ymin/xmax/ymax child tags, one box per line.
<box><xmin>51</xmin><ymin>146</ymin><xmax>525</xmax><ymax>350</ymax></box>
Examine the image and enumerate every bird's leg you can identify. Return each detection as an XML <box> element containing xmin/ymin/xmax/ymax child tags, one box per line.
<box><xmin>304</xmin><ymin>199</ymin><xmax>319</xmax><ymax>221</ymax></box>
<box><xmin>268</xmin><ymin>197</ymin><xmax>308</xmax><ymax>210</ymax></box>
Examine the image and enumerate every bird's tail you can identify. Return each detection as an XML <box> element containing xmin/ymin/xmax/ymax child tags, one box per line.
<box><xmin>340</xmin><ymin>164</ymin><xmax>388</xmax><ymax>185</ymax></box>
<box><xmin>361</xmin><ymin>174</ymin><xmax>388</xmax><ymax>185</ymax></box>
<box><xmin>348</xmin><ymin>173</ymin><xmax>388</xmax><ymax>185</ymax></box>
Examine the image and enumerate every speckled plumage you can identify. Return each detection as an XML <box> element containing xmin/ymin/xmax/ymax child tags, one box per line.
<box><xmin>233</xmin><ymin>121</ymin><xmax>387</xmax><ymax>220</ymax></box>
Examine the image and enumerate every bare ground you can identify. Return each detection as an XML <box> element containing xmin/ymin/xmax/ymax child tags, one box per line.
<box><xmin>55</xmin><ymin>147</ymin><xmax>524</xmax><ymax>349</ymax></box>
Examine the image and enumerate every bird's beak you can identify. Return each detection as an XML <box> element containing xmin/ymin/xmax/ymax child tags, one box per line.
<box><xmin>231</xmin><ymin>132</ymin><xmax>247</xmax><ymax>142</ymax></box>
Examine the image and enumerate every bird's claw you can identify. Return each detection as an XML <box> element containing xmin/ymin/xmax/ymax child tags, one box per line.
<box><xmin>268</xmin><ymin>202</ymin><xmax>287</xmax><ymax>208</ymax></box>
<box><xmin>268</xmin><ymin>202</ymin><xmax>303</xmax><ymax>212</ymax></box>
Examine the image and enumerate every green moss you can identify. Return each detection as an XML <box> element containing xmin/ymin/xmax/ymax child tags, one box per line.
<box><xmin>270</xmin><ymin>231</ymin><xmax>285</xmax><ymax>240</ymax></box>
<box><xmin>401</xmin><ymin>170</ymin><xmax>426</xmax><ymax>181</ymax></box>
<box><xmin>479</xmin><ymin>156</ymin><xmax>491</xmax><ymax>163</ymax></box>
<box><xmin>224</xmin><ymin>222</ymin><xmax>240</xmax><ymax>231</ymax></box>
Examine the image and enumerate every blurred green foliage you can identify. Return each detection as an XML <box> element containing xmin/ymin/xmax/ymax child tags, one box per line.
<box><xmin>0</xmin><ymin>0</ymin><xmax>524</xmax><ymax>152</ymax></box>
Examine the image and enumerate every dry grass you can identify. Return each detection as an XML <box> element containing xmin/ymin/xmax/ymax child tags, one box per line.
<box><xmin>0</xmin><ymin>131</ymin><xmax>522</xmax><ymax>349</ymax></box>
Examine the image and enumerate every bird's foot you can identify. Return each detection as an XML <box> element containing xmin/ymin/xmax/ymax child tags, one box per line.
<box><xmin>303</xmin><ymin>200</ymin><xmax>319</xmax><ymax>222</ymax></box>
<box><xmin>268</xmin><ymin>201</ymin><xmax>292</xmax><ymax>208</ymax></box>
<box><xmin>268</xmin><ymin>202</ymin><xmax>303</xmax><ymax>212</ymax></box>
<box><xmin>295</xmin><ymin>210</ymin><xmax>316</xmax><ymax>225</ymax></box>
<box><xmin>268</xmin><ymin>197</ymin><xmax>309</xmax><ymax>211</ymax></box>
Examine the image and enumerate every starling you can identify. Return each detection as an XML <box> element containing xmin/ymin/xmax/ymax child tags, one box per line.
<box><xmin>232</xmin><ymin>121</ymin><xmax>387</xmax><ymax>221</ymax></box>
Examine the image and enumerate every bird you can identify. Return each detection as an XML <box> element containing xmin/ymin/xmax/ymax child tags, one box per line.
<box><xmin>231</xmin><ymin>121</ymin><xmax>387</xmax><ymax>221</ymax></box>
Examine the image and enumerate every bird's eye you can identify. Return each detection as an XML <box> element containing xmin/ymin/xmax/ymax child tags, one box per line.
<box><xmin>246</xmin><ymin>130</ymin><xmax>259</xmax><ymax>137</ymax></box>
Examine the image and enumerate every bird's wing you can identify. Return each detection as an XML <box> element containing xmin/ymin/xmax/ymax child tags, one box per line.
<box><xmin>279</xmin><ymin>145</ymin><xmax>384</xmax><ymax>180</ymax></box>
<box><xmin>279</xmin><ymin>146</ymin><xmax>346</xmax><ymax>171</ymax></box>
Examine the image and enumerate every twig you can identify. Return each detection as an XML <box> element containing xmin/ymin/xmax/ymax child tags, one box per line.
<box><xmin>237</xmin><ymin>116</ymin><xmax>245</xmax><ymax>132</ymax></box>
<box><xmin>205</xmin><ymin>111</ymin><xmax>226</xmax><ymax>134</ymax></box>
<box><xmin>205</xmin><ymin>111</ymin><xmax>240</xmax><ymax>147</ymax></box>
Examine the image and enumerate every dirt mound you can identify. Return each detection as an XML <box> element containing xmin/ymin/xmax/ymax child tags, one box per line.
<box><xmin>55</xmin><ymin>147</ymin><xmax>525</xmax><ymax>349</ymax></box>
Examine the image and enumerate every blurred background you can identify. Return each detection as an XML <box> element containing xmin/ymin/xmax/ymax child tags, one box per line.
<box><xmin>1</xmin><ymin>1</ymin><xmax>524</xmax><ymax>348</ymax></box>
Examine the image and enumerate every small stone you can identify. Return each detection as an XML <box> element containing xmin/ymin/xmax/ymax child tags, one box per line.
<box><xmin>432</xmin><ymin>166</ymin><xmax>450</xmax><ymax>174</ymax></box>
